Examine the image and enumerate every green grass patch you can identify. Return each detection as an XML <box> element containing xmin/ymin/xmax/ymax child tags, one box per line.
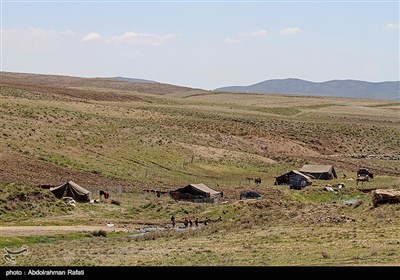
<box><xmin>0</xmin><ymin>232</ymin><xmax>87</xmax><ymax>248</ymax></box>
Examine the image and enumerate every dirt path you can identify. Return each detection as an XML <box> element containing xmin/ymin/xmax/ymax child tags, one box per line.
<box><xmin>0</xmin><ymin>225</ymin><xmax>125</xmax><ymax>237</ymax></box>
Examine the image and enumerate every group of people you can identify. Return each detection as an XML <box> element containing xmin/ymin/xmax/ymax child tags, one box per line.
<box><xmin>170</xmin><ymin>216</ymin><xmax>199</xmax><ymax>228</ymax></box>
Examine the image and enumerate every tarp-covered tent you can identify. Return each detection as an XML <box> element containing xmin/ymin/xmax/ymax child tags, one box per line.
<box><xmin>170</xmin><ymin>183</ymin><xmax>222</xmax><ymax>202</ymax></box>
<box><xmin>274</xmin><ymin>170</ymin><xmax>313</xmax><ymax>186</ymax></box>
<box><xmin>299</xmin><ymin>165</ymin><xmax>337</xmax><ymax>180</ymax></box>
<box><xmin>50</xmin><ymin>181</ymin><xmax>90</xmax><ymax>202</ymax></box>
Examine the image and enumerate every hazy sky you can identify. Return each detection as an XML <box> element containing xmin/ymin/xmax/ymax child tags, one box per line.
<box><xmin>1</xmin><ymin>1</ymin><xmax>399</xmax><ymax>89</ymax></box>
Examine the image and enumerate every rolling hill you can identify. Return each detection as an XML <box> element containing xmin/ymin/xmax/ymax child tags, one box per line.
<box><xmin>215</xmin><ymin>78</ymin><xmax>400</xmax><ymax>100</ymax></box>
<box><xmin>110</xmin><ymin>76</ymin><xmax>157</xmax><ymax>83</ymax></box>
<box><xmin>1</xmin><ymin>71</ymin><xmax>400</xmax><ymax>266</ymax></box>
<box><xmin>0</xmin><ymin>71</ymin><xmax>200</xmax><ymax>96</ymax></box>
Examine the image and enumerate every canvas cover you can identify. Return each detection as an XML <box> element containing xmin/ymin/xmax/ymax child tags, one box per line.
<box><xmin>299</xmin><ymin>165</ymin><xmax>337</xmax><ymax>180</ymax></box>
<box><xmin>176</xmin><ymin>183</ymin><xmax>222</xmax><ymax>198</ymax></box>
<box><xmin>275</xmin><ymin>170</ymin><xmax>313</xmax><ymax>185</ymax></box>
<box><xmin>50</xmin><ymin>181</ymin><xmax>90</xmax><ymax>202</ymax></box>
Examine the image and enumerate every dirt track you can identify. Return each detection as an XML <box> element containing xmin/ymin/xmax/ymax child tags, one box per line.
<box><xmin>0</xmin><ymin>225</ymin><xmax>124</xmax><ymax>237</ymax></box>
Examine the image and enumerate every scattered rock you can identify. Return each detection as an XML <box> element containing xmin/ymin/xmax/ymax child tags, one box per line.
<box><xmin>372</xmin><ymin>189</ymin><xmax>400</xmax><ymax>207</ymax></box>
<box><xmin>350</xmin><ymin>154</ymin><xmax>400</xmax><ymax>160</ymax></box>
<box><xmin>344</xmin><ymin>199</ymin><xmax>363</xmax><ymax>208</ymax></box>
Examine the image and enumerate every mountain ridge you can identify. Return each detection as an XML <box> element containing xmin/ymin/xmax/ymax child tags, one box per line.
<box><xmin>214</xmin><ymin>78</ymin><xmax>400</xmax><ymax>100</ymax></box>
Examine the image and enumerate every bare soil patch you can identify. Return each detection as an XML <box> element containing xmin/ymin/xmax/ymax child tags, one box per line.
<box><xmin>0</xmin><ymin>149</ymin><xmax>144</xmax><ymax>189</ymax></box>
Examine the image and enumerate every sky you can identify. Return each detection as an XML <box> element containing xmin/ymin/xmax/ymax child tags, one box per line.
<box><xmin>1</xmin><ymin>0</ymin><xmax>399</xmax><ymax>90</ymax></box>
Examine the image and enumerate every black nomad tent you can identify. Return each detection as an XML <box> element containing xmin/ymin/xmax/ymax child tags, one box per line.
<box><xmin>274</xmin><ymin>170</ymin><xmax>313</xmax><ymax>186</ymax></box>
<box><xmin>50</xmin><ymin>181</ymin><xmax>90</xmax><ymax>202</ymax></box>
<box><xmin>170</xmin><ymin>183</ymin><xmax>222</xmax><ymax>203</ymax></box>
<box><xmin>299</xmin><ymin>165</ymin><xmax>337</xmax><ymax>180</ymax></box>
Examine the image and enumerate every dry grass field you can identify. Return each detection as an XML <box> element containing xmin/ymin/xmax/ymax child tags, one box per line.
<box><xmin>0</xmin><ymin>72</ymin><xmax>399</xmax><ymax>266</ymax></box>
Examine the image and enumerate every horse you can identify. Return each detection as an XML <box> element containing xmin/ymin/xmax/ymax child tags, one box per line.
<box><xmin>245</xmin><ymin>177</ymin><xmax>254</xmax><ymax>183</ymax></box>
<box><xmin>245</xmin><ymin>177</ymin><xmax>262</xmax><ymax>186</ymax></box>
<box><xmin>356</xmin><ymin>175</ymin><xmax>369</xmax><ymax>186</ymax></box>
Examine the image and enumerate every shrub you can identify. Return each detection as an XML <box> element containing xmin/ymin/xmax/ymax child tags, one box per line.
<box><xmin>111</xmin><ymin>200</ymin><xmax>121</xmax><ymax>206</ymax></box>
<box><xmin>321</xmin><ymin>251</ymin><xmax>330</xmax><ymax>259</ymax></box>
<box><xmin>92</xmin><ymin>230</ymin><xmax>107</xmax><ymax>237</ymax></box>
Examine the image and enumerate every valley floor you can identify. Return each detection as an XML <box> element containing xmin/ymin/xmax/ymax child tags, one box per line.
<box><xmin>1</xmin><ymin>72</ymin><xmax>399</xmax><ymax>266</ymax></box>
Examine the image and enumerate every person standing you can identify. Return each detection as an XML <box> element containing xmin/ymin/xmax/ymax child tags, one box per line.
<box><xmin>183</xmin><ymin>217</ymin><xmax>189</xmax><ymax>228</ymax></box>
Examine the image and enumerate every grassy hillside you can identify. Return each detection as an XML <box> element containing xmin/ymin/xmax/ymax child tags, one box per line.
<box><xmin>0</xmin><ymin>72</ymin><xmax>399</xmax><ymax>266</ymax></box>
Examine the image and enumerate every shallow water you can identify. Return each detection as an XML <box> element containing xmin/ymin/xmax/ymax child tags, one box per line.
<box><xmin>129</xmin><ymin>226</ymin><xmax>198</xmax><ymax>238</ymax></box>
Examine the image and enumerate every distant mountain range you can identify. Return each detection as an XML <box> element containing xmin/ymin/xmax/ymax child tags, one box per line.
<box><xmin>111</xmin><ymin>76</ymin><xmax>157</xmax><ymax>83</ymax></box>
<box><xmin>214</xmin><ymin>78</ymin><xmax>400</xmax><ymax>100</ymax></box>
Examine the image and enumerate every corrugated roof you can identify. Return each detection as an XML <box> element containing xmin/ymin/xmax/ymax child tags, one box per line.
<box><xmin>300</xmin><ymin>165</ymin><xmax>334</xmax><ymax>173</ymax></box>
<box><xmin>188</xmin><ymin>183</ymin><xmax>221</xmax><ymax>195</ymax></box>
